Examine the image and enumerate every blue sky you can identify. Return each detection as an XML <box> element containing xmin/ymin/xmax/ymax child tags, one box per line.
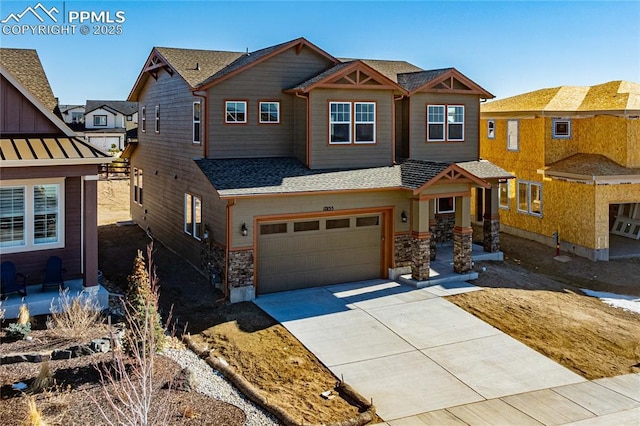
<box><xmin>1</xmin><ymin>1</ymin><xmax>638</xmax><ymax>105</ymax></box>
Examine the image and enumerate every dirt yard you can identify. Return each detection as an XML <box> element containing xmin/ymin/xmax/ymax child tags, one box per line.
<box><xmin>94</xmin><ymin>179</ymin><xmax>640</xmax><ymax>422</ymax></box>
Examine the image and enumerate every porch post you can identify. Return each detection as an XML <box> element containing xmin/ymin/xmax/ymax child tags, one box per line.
<box><xmin>83</xmin><ymin>176</ymin><xmax>99</xmax><ymax>287</ymax></box>
<box><xmin>483</xmin><ymin>185</ymin><xmax>501</xmax><ymax>253</ymax></box>
<box><xmin>410</xmin><ymin>198</ymin><xmax>431</xmax><ymax>281</ymax></box>
<box><xmin>453</xmin><ymin>196</ymin><xmax>473</xmax><ymax>273</ymax></box>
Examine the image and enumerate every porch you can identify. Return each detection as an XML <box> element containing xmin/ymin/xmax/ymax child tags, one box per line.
<box><xmin>1</xmin><ymin>279</ymin><xmax>109</xmax><ymax>320</ymax></box>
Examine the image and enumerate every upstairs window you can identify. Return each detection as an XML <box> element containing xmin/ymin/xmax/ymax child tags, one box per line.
<box><xmin>355</xmin><ymin>102</ymin><xmax>375</xmax><ymax>143</ymax></box>
<box><xmin>447</xmin><ymin>106</ymin><xmax>464</xmax><ymax>141</ymax></box>
<box><xmin>507</xmin><ymin>120</ymin><xmax>519</xmax><ymax>151</ymax></box>
<box><xmin>154</xmin><ymin>105</ymin><xmax>160</xmax><ymax>133</ymax></box>
<box><xmin>193</xmin><ymin>102</ymin><xmax>201</xmax><ymax>143</ymax></box>
<box><xmin>552</xmin><ymin>119</ymin><xmax>571</xmax><ymax>139</ymax></box>
<box><xmin>259</xmin><ymin>101</ymin><xmax>280</xmax><ymax>124</ymax></box>
<box><xmin>487</xmin><ymin>120</ymin><xmax>496</xmax><ymax>139</ymax></box>
<box><xmin>427</xmin><ymin>105</ymin><xmax>465</xmax><ymax>142</ymax></box>
<box><xmin>71</xmin><ymin>112</ymin><xmax>84</xmax><ymax>123</ymax></box>
<box><xmin>427</xmin><ymin>105</ymin><xmax>445</xmax><ymax>141</ymax></box>
<box><xmin>225</xmin><ymin>101</ymin><xmax>247</xmax><ymax>123</ymax></box>
<box><xmin>329</xmin><ymin>102</ymin><xmax>351</xmax><ymax>144</ymax></box>
<box><xmin>141</xmin><ymin>106</ymin><xmax>146</xmax><ymax>132</ymax></box>
<box><xmin>93</xmin><ymin>115</ymin><xmax>107</xmax><ymax>126</ymax></box>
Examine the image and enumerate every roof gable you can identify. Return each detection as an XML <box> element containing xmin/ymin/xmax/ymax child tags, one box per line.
<box><xmin>411</xmin><ymin>163</ymin><xmax>490</xmax><ymax>194</ymax></box>
<box><xmin>399</xmin><ymin>68</ymin><xmax>493</xmax><ymax>98</ymax></box>
<box><xmin>287</xmin><ymin>60</ymin><xmax>407</xmax><ymax>93</ymax></box>
<box><xmin>0</xmin><ymin>48</ymin><xmax>57</xmax><ymax>112</ymax></box>
<box><xmin>85</xmin><ymin>100</ymin><xmax>138</xmax><ymax>116</ymax></box>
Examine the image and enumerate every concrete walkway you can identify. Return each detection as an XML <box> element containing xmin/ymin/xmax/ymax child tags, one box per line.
<box><xmin>254</xmin><ymin>280</ymin><xmax>640</xmax><ymax>424</ymax></box>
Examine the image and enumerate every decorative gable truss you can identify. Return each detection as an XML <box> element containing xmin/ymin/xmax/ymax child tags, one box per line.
<box><xmin>413</xmin><ymin>163</ymin><xmax>490</xmax><ymax>195</ymax></box>
<box><xmin>143</xmin><ymin>51</ymin><xmax>174</xmax><ymax>81</ymax></box>
<box><xmin>409</xmin><ymin>68</ymin><xmax>493</xmax><ymax>97</ymax></box>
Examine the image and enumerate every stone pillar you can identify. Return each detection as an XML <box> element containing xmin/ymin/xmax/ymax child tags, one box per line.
<box><xmin>411</xmin><ymin>233</ymin><xmax>431</xmax><ymax>281</ymax></box>
<box><xmin>228</xmin><ymin>249</ymin><xmax>255</xmax><ymax>303</ymax></box>
<box><xmin>83</xmin><ymin>176</ymin><xmax>99</xmax><ymax>287</ymax></box>
<box><xmin>483</xmin><ymin>185</ymin><xmax>501</xmax><ymax>253</ymax></box>
<box><xmin>453</xmin><ymin>196</ymin><xmax>473</xmax><ymax>273</ymax></box>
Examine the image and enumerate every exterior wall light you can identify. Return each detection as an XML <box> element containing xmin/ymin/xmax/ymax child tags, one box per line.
<box><xmin>401</xmin><ymin>211</ymin><xmax>408</xmax><ymax>223</ymax></box>
<box><xmin>241</xmin><ymin>223</ymin><xmax>248</xmax><ymax>236</ymax></box>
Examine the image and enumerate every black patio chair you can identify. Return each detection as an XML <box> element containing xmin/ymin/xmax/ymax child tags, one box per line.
<box><xmin>42</xmin><ymin>256</ymin><xmax>66</xmax><ymax>292</ymax></box>
<box><xmin>0</xmin><ymin>261</ymin><xmax>28</xmax><ymax>299</ymax></box>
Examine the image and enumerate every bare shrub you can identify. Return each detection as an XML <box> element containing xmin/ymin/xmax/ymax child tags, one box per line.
<box><xmin>31</xmin><ymin>361</ymin><xmax>54</xmax><ymax>393</ymax></box>
<box><xmin>47</xmin><ymin>288</ymin><xmax>103</xmax><ymax>340</ymax></box>
<box><xmin>91</xmin><ymin>242</ymin><xmax>173</xmax><ymax>426</ymax></box>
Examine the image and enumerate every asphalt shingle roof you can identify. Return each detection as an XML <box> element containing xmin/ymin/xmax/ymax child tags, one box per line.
<box><xmin>545</xmin><ymin>154</ymin><xmax>640</xmax><ymax>177</ymax></box>
<box><xmin>155</xmin><ymin>47</ymin><xmax>244</xmax><ymax>88</ymax></box>
<box><xmin>339</xmin><ymin>58</ymin><xmax>424</xmax><ymax>83</ymax></box>
<box><xmin>457</xmin><ymin>160</ymin><xmax>513</xmax><ymax>180</ymax></box>
<box><xmin>85</xmin><ymin>100</ymin><xmax>138</xmax><ymax>116</ymax></box>
<box><xmin>0</xmin><ymin>48</ymin><xmax>57</xmax><ymax>112</ymax></box>
<box><xmin>289</xmin><ymin>62</ymin><xmax>354</xmax><ymax>91</ymax></box>
<box><xmin>397</xmin><ymin>68</ymin><xmax>454</xmax><ymax>92</ymax></box>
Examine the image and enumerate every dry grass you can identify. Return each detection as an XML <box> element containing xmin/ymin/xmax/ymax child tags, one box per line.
<box><xmin>23</xmin><ymin>396</ymin><xmax>46</xmax><ymax>426</ymax></box>
<box><xmin>47</xmin><ymin>289</ymin><xmax>103</xmax><ymax>340</ymax></box>
<box><xmin>30</xmin><ymin>361</ymin><xmax>54</xmax><ymax>394</ymax></box>
<box><xmin>18</xmin><ymin>304</ymin><xmax>30</xmax><ymax>325</ymax></box>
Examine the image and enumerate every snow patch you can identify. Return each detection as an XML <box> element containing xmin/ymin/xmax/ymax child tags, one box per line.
<box><xmin>581</xmin><ymin>289</ymin><xmax>640</xmax><ymax>314</ymax></box>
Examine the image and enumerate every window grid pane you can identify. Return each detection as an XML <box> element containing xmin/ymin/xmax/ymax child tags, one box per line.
<box><xmin>330</xmin><ymin>102</ymin><xmax>351</xmax><ymax>143</ymax></box>
<box><xmin>194</xmin><ymin>196</ymin><xmax>202</xmax><ymax>240</ymax></box>
<box><xmin>355</xmin><ymin>102</ymin><xmax>375</xmax><ymax>143</ymax></box>
<box><xmin>193</xmin><ymin>102</ymin><xmax>201</xmax><ymax>142</ymax></box>
<box><xmin>0</xmin><ymin>187</ymin><xmax>25</xmax><ymax>247</ymax></box>
<box><xmin>447</xmin><ymin>106</ymin><xmax>464</xmax><ymax>140</ymax></box>
<box><xmin>184</xmin><ymin>194</ymin><xmax>192</xmax><ymax>235</ymax></box>
<box><xmin>427</xmin><ymin>105</ymin><xmax>445</xmax><ymax>141</ymax></box>
<box><xmin>260</xmin><ymin>102</ymin><xmax>279</xmax><ymax>123</ymax></box>
<box><xmin>33</xmin><ymin>185</ymin><xmax>58</xmax><ymax>244</ymax></box>
<box><xmin>226</xmin><ymin>101</ymin><xmax>246</xmax><ymax>123</ymax></box>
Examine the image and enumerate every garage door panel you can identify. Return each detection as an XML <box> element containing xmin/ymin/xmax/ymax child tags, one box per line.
<box><xmin>258</xmin><ymin>214</ymin><xmax>383</xmax><ymax>294</ymax></box>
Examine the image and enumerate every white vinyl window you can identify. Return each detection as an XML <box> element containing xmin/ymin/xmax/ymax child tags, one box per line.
<box><xmin>507</xmin><ymin>120</ymin><xmax>519</xmax><ymax>151</ymax></box>
<box><xmin>487</xmin><ymin>120</ymin><xmax>496</xmax><ymax>139</ymax></box>
<box><xmin>0</xmin><ymin>180</ymin><xmax>64</xmax><ymax>253</ymax></box>
<box><xmin>355</xmin><ymin>102</ymin><xmax>375</xmax><ymax>143</ymax></box>
<box><xmin>259</xmin><ymin>101</ymin><xmax>280</xmax><ymax>123</ymax></box>
<box><xmin>427</xmin><ymin>105</ymin><xmax>445</xmax><ymax>141</ymax></box>
<box><xmin>141</xmin><ymin>106</ymin><xmax>146</xmax><ymax>132</ymax></box>
<box><xmin>193</xmin><ymin>102</ymin><xmax>201</xmax><ymax>143</ymax></box>
<box><xmin>93</xmin><ymin>115</ymin><xmax>107</xmax><ymax>126</ymax></box>
<box><xmin>225</xmin><ymin>101</ymin><xmax>247</xmax><ymax>123</ymax></box>
<box><xmin>447</xmin><ymin>106</ymin><xmax>464</xmax><ymax>141</ymax></box>
<box><xmin>552</xmin><ymin>119</ymin><xmax>571</xmax><ymax>139</ymax></box>
<box><xmin>133</xmin><ymin>168</ymin><xmax>143</xmax><ymax>205</ymax></box>
<box><xmin>517</xmin><ymin>181</ymin><xmax>542</xmax><ymax>217</ymax></box>
<box><xmin>154</xmin><ymin>105</ymin><xmax>160</xmax><ymax>133</ymax></box>
<box><xmin>499</xmin><ymin>181</ymin><xmax>509</xmax><ymax>209</ymax></box>
<box><xmin>184</xmin><ymin>193</ymin><xmax>202</xmax><ymax>240</ymax></box>
<box><xmin>329</xmin><ymin>102</ymin><xmax>351</xmax><ymax>144</ymax></box>
<box><xmin>437</xmin><ymin>197</ymin><xmax>455</xmax><ymax>214</ymax></box>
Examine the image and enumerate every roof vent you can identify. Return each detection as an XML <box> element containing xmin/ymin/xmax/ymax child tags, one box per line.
<box><xmin>246</xmin><ymin>47</ymin><xmax>250</xmax><ymax>56</ymax></box>
<box><xmin>195</xmin><ymin>62</ymin><xmax>200</xmax><ymax>70</ymax></box>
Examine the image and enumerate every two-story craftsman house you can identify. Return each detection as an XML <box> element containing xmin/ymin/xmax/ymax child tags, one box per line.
<box><xmin>125</xmin><ymin>38</ymin><xmax>510</xmax><ymax>302</ymax></box>
<box><xmin>480</xmin><ymin>81</ymin><xmax>640</xmax><ymax>261</ymax></box>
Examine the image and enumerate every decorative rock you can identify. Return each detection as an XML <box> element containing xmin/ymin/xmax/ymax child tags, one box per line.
<box><xmin>91</xmin><ymin>338</ymin><xmax>111</xmax><ymax>353</ymax></box>
<box><xmin>1</xmin><ymin>354</ymin><xmax>28</xmax><ymax>364</ymax></box>
<box><xmin>165</xmin><ymin>367</ymin><xmax>196</xmax><ymax>392</ymax></box>
<box><xmin>51</xmin><ymin>349</ymin><xmax>72</xmax><ymax>360</ymax></box>
<box><xmin>68</xmin><ymin>344</ymin><xmax>95</xmax><ymax>358</ymax></box>
<box><xmin>454</xmin><ymin>229</ymin><xmax>473</xmax><ymax>273</ymax></box>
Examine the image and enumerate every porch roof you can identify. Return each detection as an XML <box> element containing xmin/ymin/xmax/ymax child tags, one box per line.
<box><xmin>542</xmin><ymin>153</ymin><xmax>640</xmax><ymax>183</ymax></box>
<box><xmin>0</xmin><ymin>136</ymin><xmax>111</xmax><ymax>167</ymax></box>
<box><xmin>195</xmin><ymin>157</ymin><xmax>508</xmax><ymax>198</ymax></box>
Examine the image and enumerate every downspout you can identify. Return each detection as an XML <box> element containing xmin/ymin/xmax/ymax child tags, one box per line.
<box><xmin>193</xmin><ymin>90</ymin><xmax>208</xmax><ymax>158</ymax></box>
<box><xmin>221</xmin><ymin>198</ymin><xmax>236</xmax><ymax>302</ymax></box>
<box><xmin>295</xmin><ymin>92</ymin><xmax>310</xmax><ymax>167</ymax></box>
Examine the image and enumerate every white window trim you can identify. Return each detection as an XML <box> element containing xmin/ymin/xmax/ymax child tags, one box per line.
<box><xmin>154</xmin><ymin>105</ymin><xmax>160</xmax><ymax>133</ymax></box>
<box><xmin>0</xmin><ymin>178</ymin><xmax>65</xmax><ymax>254</ymax></box>
<box><xmin>225</xmin><ymin>101</ymin><xmax>247</xmax><ymax>124</ymax></box>
<box><xmin>517</xmin><ymin>180</ymin><xmax>542</xmax><ymax>217</ymax></box>
<box><xmin>354</xmin><ymin>102</ymin><xmax>376</xmax><ymax>144</ymax></box>
<box><xmin>427</xmin><ymin>105</ymin><xmax>445</xmax><ymax>142</ymax></box>
<box><xmin>141</xmin><ymin>106</ymin><xmax>146</xmax><ymax>133</ymax></box>
<box><xmin>507</xmin><ymin>119</ymin><xmax>519</xmax><ymax>151</ymax></box>
<box><xmin>499</xmin><ymin>181</ymin><xmax>509</xmax><ymax>210</ymax></box>
<box><xmin>183</xmin><ymin>193</ymin><xmax>202</xmax><ymax>241</ymax></box>
<box><xmin>193</xmin><ymin>101</ymin><xmax>201</xmax><ymax>144</ymax></box>
<box><xmin>259</xmin><ymin>101</ymin><xmax>280</xmax><ymax>124</ymax></box>
<box><xmin>552</xmin><ymin>119</ymin><xmax>572</xmax><ymax>139</ymax></box>
<box><xmin>93</xmin><ymin>115</ymin><xmax>107</xmax><ymax>127</ymax></box>
<box><xmin>487</xmin><ymin>119</ymin><xmax>496</xmax><ymax>139</ymax></box>
<box><xmin>436</xmin><ymin>197</ymin><xmax>456</xmax><ymax>214</ymax></box>
<box><xmin>447</xmin><ymin>105</ymin><xmax>465</xmax><ymax>141</ymax></box>
<box><xmin>329</xmin><ymin>101</ymin><xmax>352</xmax><ymax>144</ymax></box>
<box><xmin>133</xmin><ymin>168</ymin><xmax>143</xmax><ymax>206</ymax></box>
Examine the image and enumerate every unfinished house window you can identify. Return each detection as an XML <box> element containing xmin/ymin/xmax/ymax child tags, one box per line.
<box><xmin>427</xmin><ymin>105</ymin><xmax>445</xmax><ymax>141</ymax></box>
<box><xmin>154</xmin><ymin>105</ymin><xmax>160</xmax><ymax>133</ymax></box>
<box><xmin>552</xmin><ymin>119</ymin><xmax>571</xmax><ymax>139</ymax></box>
<box><xmin>133</xmin><ymin>168</ymin><xmax>143</xmax><ymax>205</ymax></box>
<box><xmin>487</xmin><ymin>120</ymin><xmax>496</xmax><ymax>139</ymax></box>
<box><xmin>141</xmin><ymin>106</ymin><xmax>146</xmax><ymax>132</ymax></box>
<box><xmin>225</xmin><ymin>101</ymin><xmax>247</xmax><ymax>123</ymax></box>
<box><xmin>437</xmin><ymin>197</ymin><xmax>455</xmax><ymax>214</ymax></box>
<box><xmin>517</xmin><ymin>181</ymin><xmax>542</xmax><ymax>217</ymax></box>
<box><xmin>259</xmin><ymin>101</ymin><xmax>280</xmax><ymax>123</ymax></box>
<box><xmin>184</xmin><ymin>193</ymin><xmax>202</xmax><ymax>240</ymax></box>
<box><xmin>354</xmin><ymin>102</ymin><xmax>375</xmax><ymax>143</ymax></box>
<box><xmin>193</xmin><ymin>102</ymin><xmax>201</xmax><ymax>143</ymax></box>
<box><xmin>499</xmin><ymin>181</ymin><xmax>509</xmax><ymax>209</ymax></box>
<box><xmin>507</xmin><ymin>120</ymin><xmax>519</xmax><ymax>151</ymax></box>
<box><xmin>447</xmin><ymin>105</ymin><xmax>464</xmax><ymax>141</ymax></box>
<box><xmin>329</xmin><ymin>102</ymin><xmax>351</xmax><ymax>144</ymax></box>
<box><xmin>93</xmin><ymin>115</ymin><xmax>107</xmax><ymax>126</ymax></box>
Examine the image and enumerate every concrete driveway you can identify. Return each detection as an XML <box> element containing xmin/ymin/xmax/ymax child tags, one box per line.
<box><xmin>254</xmin><ymin>279</ymin><xmax>592</xmax><ymax>421</ymax></box>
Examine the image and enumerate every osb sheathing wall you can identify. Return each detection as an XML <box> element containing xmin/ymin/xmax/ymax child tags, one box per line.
<box><xmin>627</xmin><ymin>119</ymin><xmax>640</xmax><ymax>168</ymax></box>
<box><xmin>572</xmin><ymin>116</ymin><xmax>632</xmax><ymax>167</ymax></box>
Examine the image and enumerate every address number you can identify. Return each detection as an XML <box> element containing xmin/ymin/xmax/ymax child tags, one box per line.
<box><xmin>323</xmin><ymin>206</ymin><xmax>334</xmax><ymax>211</ymax></box>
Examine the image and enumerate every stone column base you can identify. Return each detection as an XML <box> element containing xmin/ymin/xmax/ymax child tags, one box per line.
<box><xmin>411</xmin><ymin>233</ymin><xmax>431</xmax><ymax>281</ymax></box>
<box><xmin>483</xmin><ymin>218</ymin><xmax>500</xmax><ymax>253</ymax></box>
<box><xmin>453</xmin><ymin>227</ymin><xmax>473</xmax><ymax>273</ymax></box>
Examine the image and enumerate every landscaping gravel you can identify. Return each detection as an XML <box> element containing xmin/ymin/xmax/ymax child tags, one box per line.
<box><xmin>163</xmin><ymin>348</ymin><xmax>280</xmax><ymax>426</ymax></box>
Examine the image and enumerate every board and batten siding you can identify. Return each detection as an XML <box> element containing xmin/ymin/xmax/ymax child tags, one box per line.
<box><xmin>409</xmin><ymin>93</ymin><xmax>480</xmax><ymax>162</ymax></box>
<box><xmin>131</xmin><ymin>68</ymin><xmax>225</xmax><ymax>269</ymax></box>
<box><xmin>309</xmin><ymin>88</ymin><xmax>394</xmax><ymax>169</ymax></box>
<box><xmin>206</xmin><ymin>47</ymin><xmax>334</xmax><ymax>159</ymax></box>
<box><xmin>1</xmin><ymin>75</ymin><xmax>60</xmax><ymax>135</ymax></box>
<box><xmin>230</xmin><ymin>190</ymin><xmax>410</xmax><ymax>248</ymax></box>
